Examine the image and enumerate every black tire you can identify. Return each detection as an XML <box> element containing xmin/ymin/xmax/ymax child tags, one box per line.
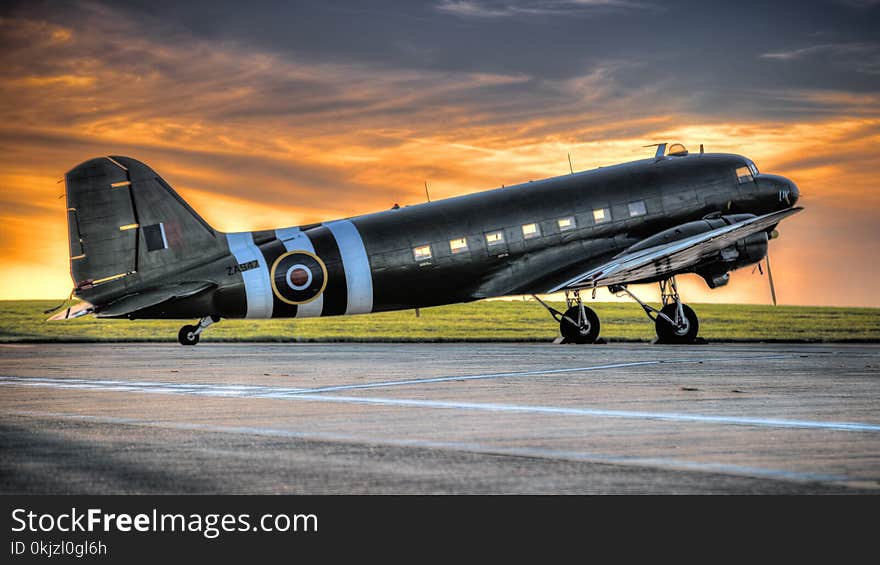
<box><xmin>655</xmin><ymin>303</ymin><xmax>699</xmax><ymax>344</ymax></box>
<box><xmin>559</xmin><ymin>305</ymin><xmax>600</xmax><ymax>344</ymax></box>
<box><xmin>178</xmin><ymin>324</ymin><xmax>200</xmax><ymax>346</ymax></box>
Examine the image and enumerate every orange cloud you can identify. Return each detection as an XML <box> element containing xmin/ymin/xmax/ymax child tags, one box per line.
<box><xmin>0</xmin><ymin>9</ymin><xmax>878</xmax><ymax>306</ymax></box>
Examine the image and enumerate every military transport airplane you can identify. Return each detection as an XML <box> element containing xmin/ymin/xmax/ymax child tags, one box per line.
<box><xmin>51</xmin><ymin>143</ymin><xmax>801</xmax><ymax>345</ymax></box>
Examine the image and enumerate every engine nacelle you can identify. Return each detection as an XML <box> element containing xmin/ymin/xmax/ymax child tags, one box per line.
<box><xmin>696</xmin><ymin>230</ymin><xmax>768</xmax><ymax>288</ymax></box>
<box><xmin>622</xmin><ymin>214</ymin><xmax>769</xmax><ymax>289</ymax></box>
<box><xmin>728</xmin><ymin>231</ymin><xmax>769</xmax><ymax>267</ymax></box>
<box><xmin>624</xmin><ymin>214</ymin><xmax>756</xmax><ymax>254</ymax></box>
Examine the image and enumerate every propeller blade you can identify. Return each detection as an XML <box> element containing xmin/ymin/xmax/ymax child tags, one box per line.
<box><xmin>765</xmin><ymin>254</ymin><xmax>777</xmax><ymax>306</ymax></box>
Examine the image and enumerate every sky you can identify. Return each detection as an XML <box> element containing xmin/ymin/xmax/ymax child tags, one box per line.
<box><xmin>0</xmin><ymin>0</ymin><xmax>878</xmax><ymax>306</ymax></box>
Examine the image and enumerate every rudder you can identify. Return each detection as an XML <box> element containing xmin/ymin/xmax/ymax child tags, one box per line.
<box><xmin>65</xmin><ymin>157</ymin><xmax>138</xmax><ymax>287</ymax></box>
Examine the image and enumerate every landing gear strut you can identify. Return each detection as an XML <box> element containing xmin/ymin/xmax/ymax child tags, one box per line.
<box><xmin>178</xmin><ymin>315</ymin><xmax>219</xmax><ymax>346</ymax></box>
<box><xmin>533</xmin><ymin>290</ymin><xmax>600</xmax><ymax>344</ymax></box>
<box><xmin>610</xmin><ymin>276</ymin><xmax>699</xmax><ymax>344</ymax></box>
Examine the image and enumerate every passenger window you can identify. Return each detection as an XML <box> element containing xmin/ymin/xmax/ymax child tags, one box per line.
<box><xmin>412</xmin><ymin>245</ymin><xmax>432</xmax><ymax>261</ymax></box>
<box><xmin>628</xmin><ymin>201</ymin><xmax>647</xmax><ymax>217</ymax></box>
<box><xmin>557</xmin><ymin>217</ymin><xmax>575</xmax><ymax>231</ymax></box>
<box><xmin>736</xmin><ymin>166</ymin><xmax>754</xmax><ymax>184</ymax></box>
<box><xmin>449</xmin><ymin>237</ymin><xmax>468</xmax><ymax>254</ymax></box>
<box><xmin>592</xmin><ymin>207</ymin><xmax>610</xmax><ymax>223</ymax></box>
<box><xmin>485</xmin><ymin>230</ymin><xmax>505</xmax><ymax>245</ymax></box>
<box><xmin>522</xmin><ymin>223</ymin><xmax>540</xmax><ymax>239</ymax></box>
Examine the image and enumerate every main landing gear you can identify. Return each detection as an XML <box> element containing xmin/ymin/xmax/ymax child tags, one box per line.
<box><xmin>178</xmin><ymin>315</ymin><xmax>219</xmax><ymax>346</ymax></box>
<box><xmin>610</xmin><ymin>276</ymin><xmax>699</xmax><ymax>344</ymax></box>
<box><xmin>533</xmin><ymin>290</ymin><xmax>600</xmax><ymax>344</ymax></box>
<box><xmin>535</xmin><ymin>276</ymin><xmax>700</xmax><ymax>344</ymax></box>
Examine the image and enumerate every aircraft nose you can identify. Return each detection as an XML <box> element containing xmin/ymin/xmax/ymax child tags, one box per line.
<box><xmin>758</xmin><ymin>174</ymin><xmax>799</xmax><ymax>207</ymax></box>
<box><xmin>780</xmin><ymin>177</ymin><xmax>799</xmax><ymax>206</ymax></box>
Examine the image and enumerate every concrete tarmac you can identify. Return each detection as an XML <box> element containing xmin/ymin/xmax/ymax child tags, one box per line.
<box><xmin>1</xmin><ymin>342</ymin><xmax>879</xmax><ymax>494</ymax></box>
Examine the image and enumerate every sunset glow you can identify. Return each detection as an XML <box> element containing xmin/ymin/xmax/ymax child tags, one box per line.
<box><xmin>1</xmin><ymin>1</ymin><xmax>877</xmax><ymax>305</ymax></box>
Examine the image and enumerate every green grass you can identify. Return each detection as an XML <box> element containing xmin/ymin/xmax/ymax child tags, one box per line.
<box><xmin>1</xmin><ymin>300</ymin><xmax>878</xmax><ymax>343</ymax></box>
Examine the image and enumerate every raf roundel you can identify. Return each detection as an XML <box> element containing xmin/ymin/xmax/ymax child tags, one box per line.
<box><xmin>270</xmin><ymin>251</ymin><xmax>328</xmax><ymax>305</ymax></box>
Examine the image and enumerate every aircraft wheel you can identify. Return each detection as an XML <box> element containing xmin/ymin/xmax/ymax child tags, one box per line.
<box><xmin>655</xmin><ymin>304</ymin><xmax>699</xmax><ymax>344</ymax></box>
<box><xmin>560</xmin><ymin>305</ymin><xmax>600</xmax><ymax>344</ymax></box>
<box><xmin>178</xmin><ymin>324</ymin><xmax>200</xmax><ymax>346</ymax></box>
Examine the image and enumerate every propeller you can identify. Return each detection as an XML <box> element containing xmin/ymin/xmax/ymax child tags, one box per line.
<box><xmin>753</xmin><ymin>231</ymin><xmax>779</xmax><ymax>306</ymax></box>
<box><xmin>765</xmin><ymin>252</ymin><xmax>777</xmax><ymax>306</ymax></box>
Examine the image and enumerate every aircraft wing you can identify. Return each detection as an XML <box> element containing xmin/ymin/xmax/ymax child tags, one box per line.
<box><xmin>76</xmin><ymin>281</ymin><xmax>215</xmax><ymax>319</ymax></box>
<box><xmin>548</xmin><ymin>207</ymin><xmax>803</xmax><ymax>292</ymax></box>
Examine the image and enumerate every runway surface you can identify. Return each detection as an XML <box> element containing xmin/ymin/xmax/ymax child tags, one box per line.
<box><xmin>1</xmin><ymin>342</ymin><xmax>879</xmax><ymax>494</ymax></box>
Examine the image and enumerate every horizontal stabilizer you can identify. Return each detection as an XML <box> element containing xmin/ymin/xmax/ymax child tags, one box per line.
<box><xmin>95</xmin><ymin>281</ymin><xmax>215</xmax><ymax>318</ymax></box>
<box><xmin>47</xmin><ymin>301</ymin><xmax>95</xmax><ymax>321</ymax></box>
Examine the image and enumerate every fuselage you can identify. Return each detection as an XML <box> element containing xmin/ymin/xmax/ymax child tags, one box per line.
<box><xmin>104</xmin><ymin>151</ymin><xmax>798</xmax><ymax>320</ymax></box>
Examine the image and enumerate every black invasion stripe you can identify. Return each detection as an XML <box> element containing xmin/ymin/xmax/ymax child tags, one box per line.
<box><xmin>257</xmin><ymin>238</ymin><xmax>298</xmax><ymax>318</ymax></box>
<box><xmin>304</xmin><ymin>225</ymin><xmax>347</xmax><ymax>316</ymax></box>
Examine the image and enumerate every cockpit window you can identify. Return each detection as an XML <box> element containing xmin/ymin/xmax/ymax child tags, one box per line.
<box><xmin>747</xmin><ymin>161</ymin><xmax>759</xmax><ymax>177</ymax></box>
<box><xmin>736</xmin><ymin>166</ymin><xmax>754</xmax><ymax>184</ymax></box>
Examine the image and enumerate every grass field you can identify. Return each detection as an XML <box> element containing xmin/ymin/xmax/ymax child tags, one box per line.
<box><xmin>1</xmin><ymin>299</ymin><xmax>878</xmax><ymax>343</ymax></box>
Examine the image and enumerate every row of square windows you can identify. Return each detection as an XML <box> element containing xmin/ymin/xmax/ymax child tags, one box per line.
<box><xmin>412</xmin><ymin>200</ymin><xmax>648</xmax><ymax>261</ymax></box>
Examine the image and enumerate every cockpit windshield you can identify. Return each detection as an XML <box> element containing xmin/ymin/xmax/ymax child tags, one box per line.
<box><xmin>746</xmin><ymin>160</ymin><xmax>759</xmax><ymax>177</ymax></box>
<box><xmin>736</xmin><ymin>165</ymin><xmax>754</xmax><ymax>184</ymax></box>
<box><xmin>736</xmin><ymin>159</ymin><xmax>760</xmax><ymax>184</ymax></box>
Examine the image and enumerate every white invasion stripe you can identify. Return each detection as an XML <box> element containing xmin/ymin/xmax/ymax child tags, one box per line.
<box><xmin>7</xmin><ymin>410</ymin><xmax>852</xmax><ymax>484</ymax></box>
<box><xmin>275</xmin><ymin>227</ymin><xmax>302</xmax><ymax>243</ymax></box>
<box><xmin>2</xmin><ymin>374</ymin><xmax>879</xmax><ymax>433</ymax></box>
<box><xmin>324</xmin><ymin>219</ymin><xmax>373</xmax><ymax>314</ymax></box>
<box><xmin>275</xmin><ymin>227</ymin><xmax>323</xmax><ymax>318</ymax></box>
<box><xmin>226</xmin><ymin>232</ymin><xmax>272</xmax><ymax>318</ymax></box>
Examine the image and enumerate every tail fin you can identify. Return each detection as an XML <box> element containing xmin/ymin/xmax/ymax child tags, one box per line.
<box><xmin>65</xmin><ymin>156</ymin><xmax>224</xmax><ymax>301</ymax></box>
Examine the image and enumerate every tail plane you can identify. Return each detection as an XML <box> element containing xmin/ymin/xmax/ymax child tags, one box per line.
<box><xmin>64</xmin><ymin>156</ymin><xmax>224</xmax><ymax>308</ymax></box>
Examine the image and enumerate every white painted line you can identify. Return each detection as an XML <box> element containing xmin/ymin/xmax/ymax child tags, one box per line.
<box><xmin>292</xmin><ymin>393</ymin><xmax>880</xmax><ymax>432</ymax></box>
<box><xmin>2</xmin><ymin>373</ymin><xmax>879</xmax><ymax>433</ymax></box>
<box><xmin>0</xmin><ymin>376</ymin><xmax>308</xmax><ymax>397</ymax></box>
<box><xmin>5</xmin><ymin>410</ymin><xmax>853</xmax><ymax>484</ymax></box>
<box><xmin>300</xmin><ymin>360</ymin><xmax>663</xmax><ymax>393</ymax></box>
<box><xmin>0</xmin><ymin>354</ymin><xmax>792</xmax><ymax>397</ymax></box>
<box><xmin>293</xmin><ymin>355</ymin><xmax>794</xmax><ymax>394</ymax></box>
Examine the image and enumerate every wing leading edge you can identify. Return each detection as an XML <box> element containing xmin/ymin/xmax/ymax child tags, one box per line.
<box><xmin>548</xmin><ymin>207</ymin><xmax>803</xmax><ymax>292</ymax></box>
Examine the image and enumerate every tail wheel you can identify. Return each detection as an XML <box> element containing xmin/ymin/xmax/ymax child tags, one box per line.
<box><xmin>178</xmin><ymin>324</ymin><xmax>200</xmax><ymax>346</ymax></box>
<box><xmin>655</xmin><ymin>303</ymin><xmax>699</xmax><ymax>344</ymax></box>
<box><xmin>560</xmin><ymin>305</ymin><xmax>600</xmax><ymax>344</ymax></box>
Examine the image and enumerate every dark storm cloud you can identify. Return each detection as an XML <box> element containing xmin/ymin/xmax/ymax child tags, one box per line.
<box><xmin>434</xmin><ymin>0</ymin><xmax>652</xmax><ymax>19</ymax></box>
<box><xmin>4</xmin><ymin>0</ymin><xmax>875</xmax><ymax>120</ymax></box>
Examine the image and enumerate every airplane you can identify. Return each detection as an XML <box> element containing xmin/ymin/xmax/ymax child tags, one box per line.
<box><xmin>51</xmin><ymin>143</ymin><xmax>801</xmax><ymax>345</ymax></box>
